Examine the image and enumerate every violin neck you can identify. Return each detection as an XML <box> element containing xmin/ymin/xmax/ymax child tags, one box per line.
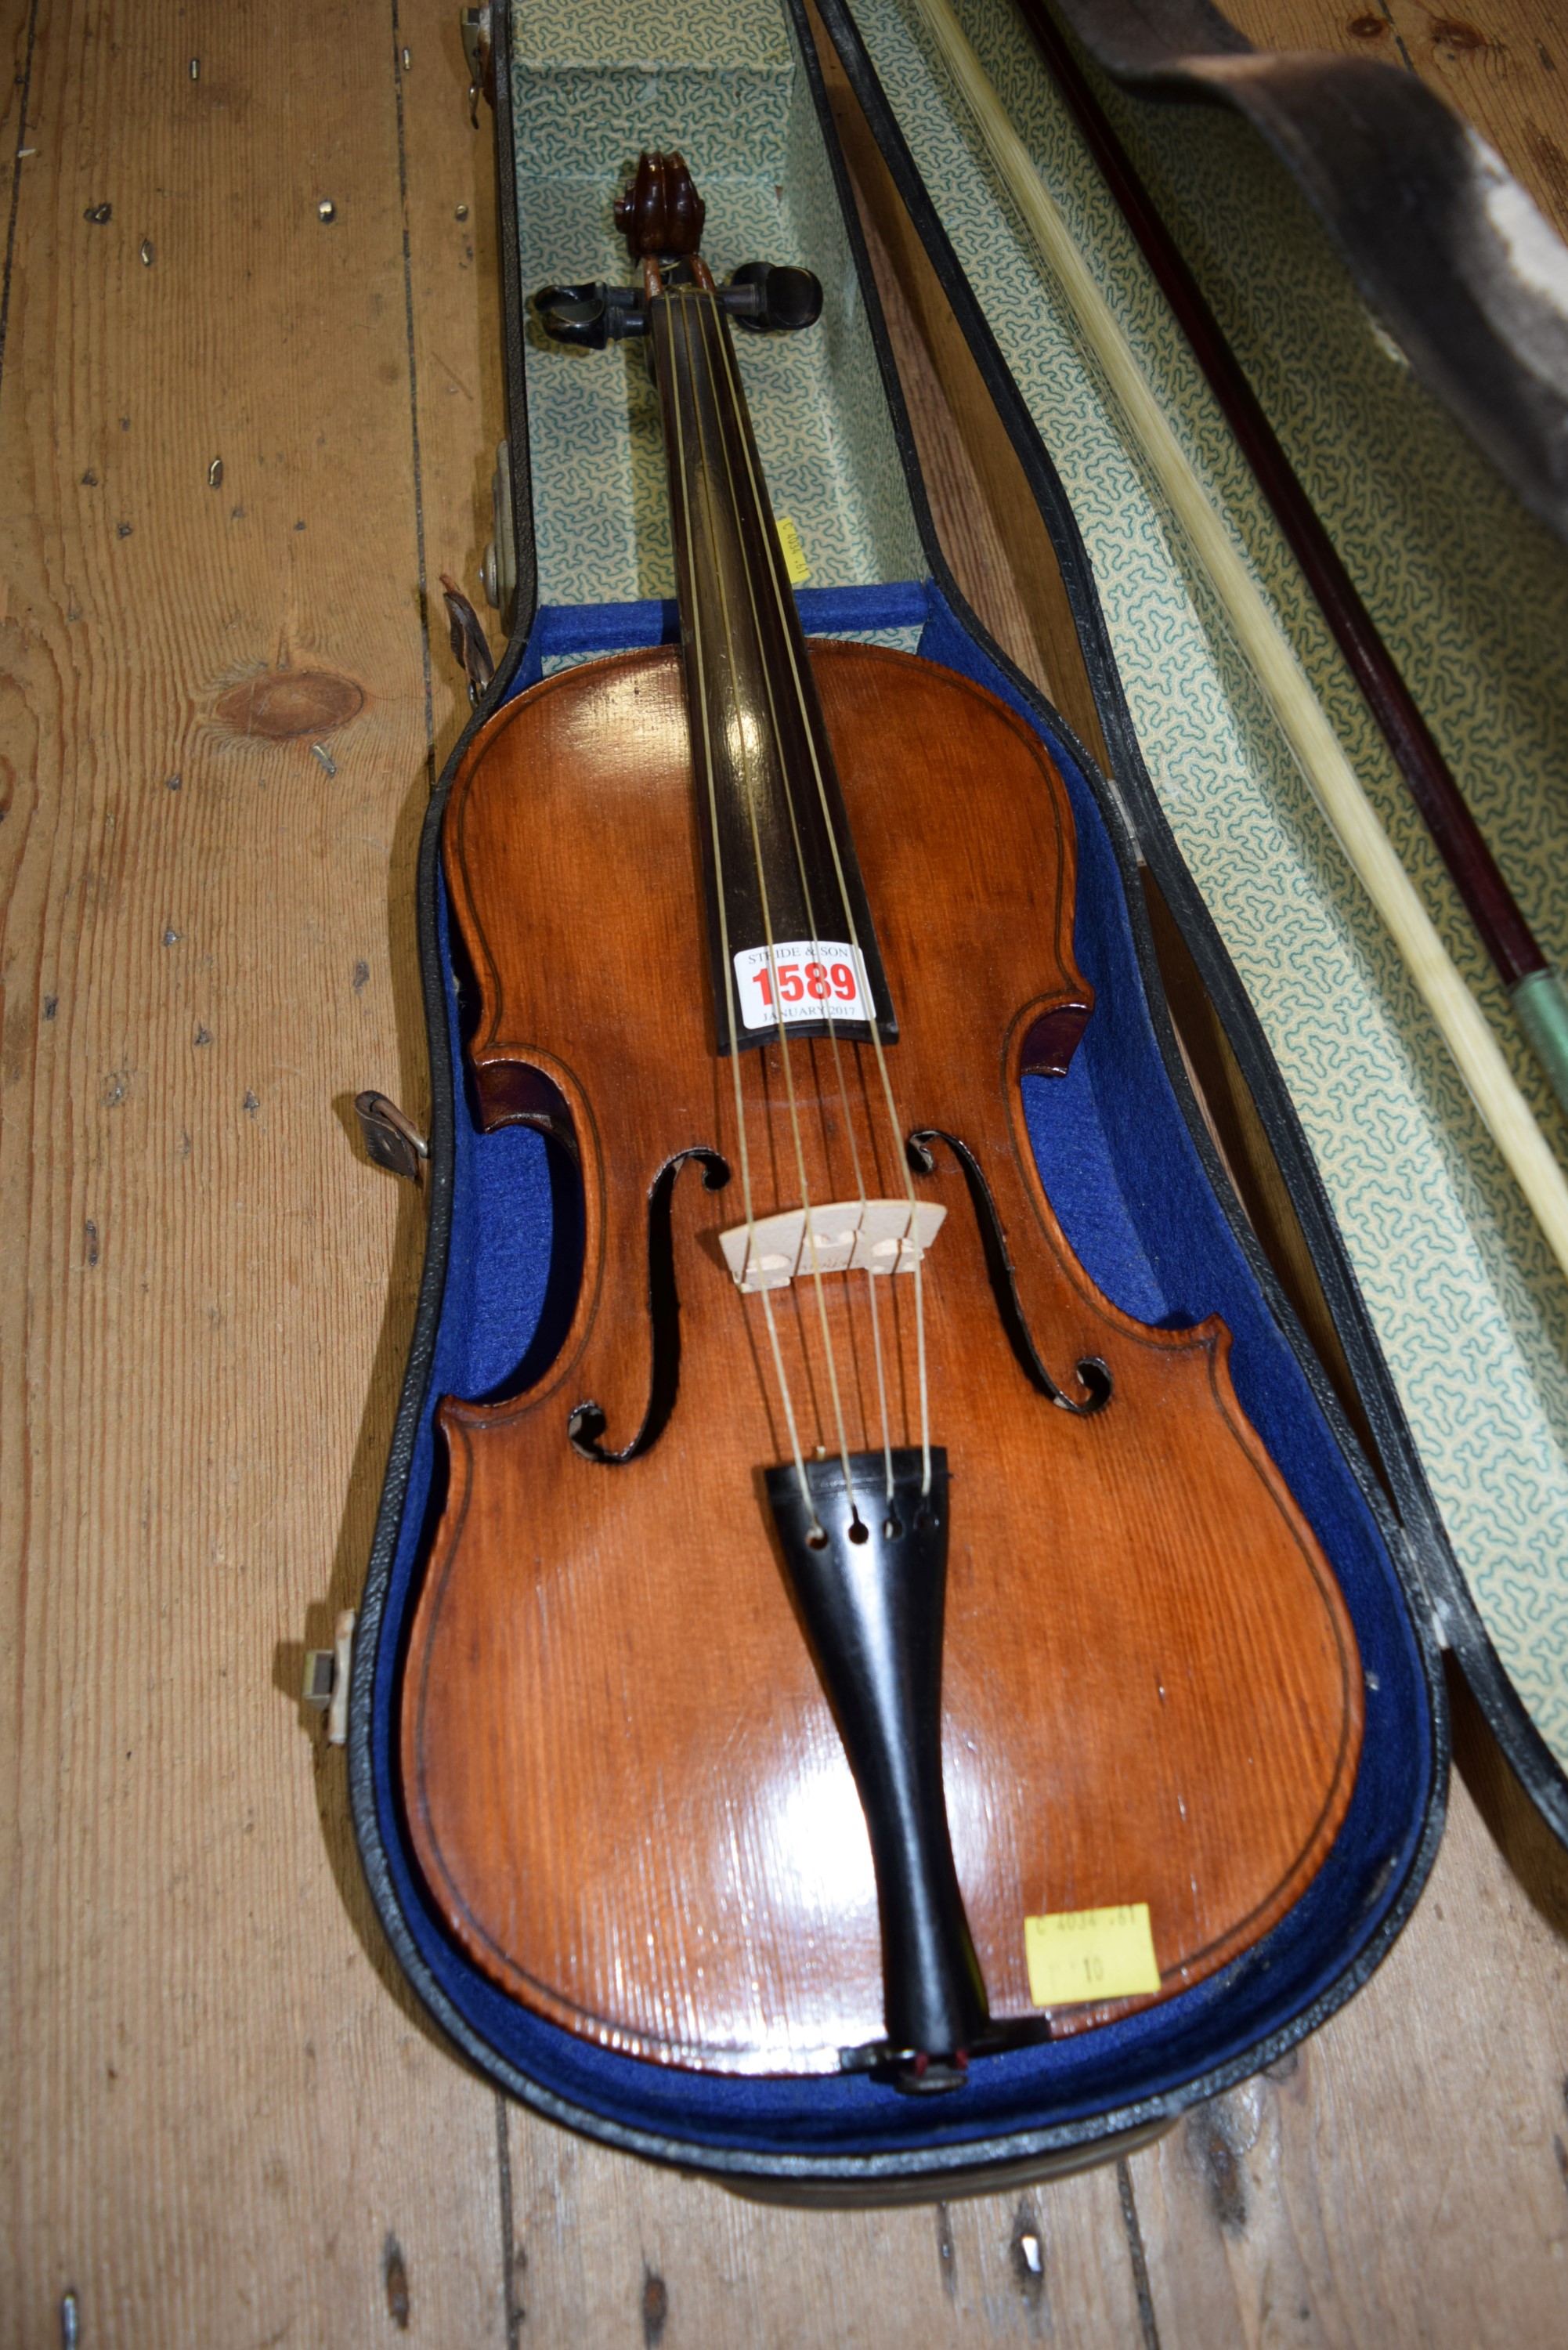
<box><xmin>647</xmin><ymin>263</ymin><xmax>895</xmax><ymax>1054</ymax></box>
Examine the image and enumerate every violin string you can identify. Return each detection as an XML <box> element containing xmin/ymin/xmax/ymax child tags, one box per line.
<box><xmin>692</xmin><ymin>288</ymin><xmax>897</xmax><ymax>1509</ymax></box>
<box><xmin>707</xmin><ymin>295</ymin><xmax>934</xmax><ymax>1496</ymax></box>
<box><xmin>663</xmin><ymin>292</ymin><xmax>817</xmax><ymax>1526</ymax></box>
<box><xmin>678</xmin><ymin>288</ymin><xmax>862</xmax><ymax>1517</ymax></box>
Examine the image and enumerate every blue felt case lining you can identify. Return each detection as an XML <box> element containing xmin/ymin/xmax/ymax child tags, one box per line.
<box><xmin>368</xmin><ymin>577</ymin><xmax>1434</xmax><ymax>2161</ymax></box>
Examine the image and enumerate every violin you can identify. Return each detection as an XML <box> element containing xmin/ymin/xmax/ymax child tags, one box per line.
<box><xmin>399</xmin><ymin>154</ymin><xmax>1362</xmax><ymax>2092</ymax></box>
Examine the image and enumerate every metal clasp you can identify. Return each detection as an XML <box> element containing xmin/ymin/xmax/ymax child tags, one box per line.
<box><xmin>354</xmin><ymin>1091</ymin><xmax>428</xmax><ymax>1182</ymax></box>
<box><xmin>479</xmin><ymin>439</ymin><xmax>517</xmax><ymax>620</ymax></box>
<box><xmin>461</xmin><ymin>6</ymin><xmax>493</xmax><ymax>123</ymax></box>
<box><xmin>439</xmin><ymin>573</ymin><xmax>497</xmax><ymax>703</ymax></box>
<box><xmin>302</xmin><ymin>1609</ymin><xmax>356</xmax><ymax>1746</ymax></box>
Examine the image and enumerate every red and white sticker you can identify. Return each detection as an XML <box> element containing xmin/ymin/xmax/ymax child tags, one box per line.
<box><xmin>733</xmin><ymin>940</ymin><xmax>872</xmax><ymax>1032</ymax></box>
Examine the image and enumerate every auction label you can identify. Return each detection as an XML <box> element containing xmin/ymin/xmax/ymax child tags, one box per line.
<box><xmin>733</xmin><ymin>941</ymin><xmax>871</xmax><ymax>1032</ymax></box>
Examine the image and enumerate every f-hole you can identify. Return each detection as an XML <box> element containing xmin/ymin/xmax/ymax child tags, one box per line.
<box><xmin>568</xmin><ymin>1147</ymin><xmax>731</xmax><ymax>1462</ymax></box>
<box><xmin>908</xmin><ymin>1129</ymin><xmax>1111</xmax><ymax>1415</ymax></box>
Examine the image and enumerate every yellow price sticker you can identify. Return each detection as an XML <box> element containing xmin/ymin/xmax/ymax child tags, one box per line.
<box><xmin>775</xmin><ymin>515</ymin><xmax>811</xmax><ymax>587</ymax></box>
<box><xmin>1024</xmin><ymin>1904</ymin><xmax>1161</xmax><ymax>2008</ymax></box>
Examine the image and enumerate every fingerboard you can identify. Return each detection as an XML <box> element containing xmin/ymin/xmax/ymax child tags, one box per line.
<box><xmin>649</xmin><ymin>270</ymin><xmax>896</xmax><ymax>1054</ymax></box>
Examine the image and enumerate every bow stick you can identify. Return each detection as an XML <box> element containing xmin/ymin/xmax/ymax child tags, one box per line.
<box><xmin>904</xmin><ymin>0</ymin><xmax>1568</xmax><ymax>1281</ymax></box>
<box><xmin>1013</xmin><ymin>0</ymin><xmax>1568</xmax><ymax>1119</ymax></box>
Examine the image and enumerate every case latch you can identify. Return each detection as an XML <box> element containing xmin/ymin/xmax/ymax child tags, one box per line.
<box><xmin>302</xmin><ymin>1609</ymin><xmax>356</xmax><ymax>1746</ymax></box>
<box><xmin>460</xmin><ymin>6</ymin><xmax>493</xmax><ymax>122</ymax></box>
<box><xmin>355</xmin><ymin>1090</ymin><xmax>428</xmax><ymax>1182</ymax></box>
<box><xmin>480</xmin><ymin>439</ymin><xmax>517</xmax><ymax>622</ymax></box>
<box><xmin>440</xmin><ymin>573</ymin><xmax>497</xmax><ymax>703</ymax></box>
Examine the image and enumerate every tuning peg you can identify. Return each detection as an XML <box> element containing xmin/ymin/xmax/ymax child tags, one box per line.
<box><xmin>533</xmin><ymin>281</ymin><xmax>646</xmax><ymax>349</ymax></box>
<box><xmin>724</xmin><ymin>262</ymin><xmax>823</xmax><ymax>334</ymax></box>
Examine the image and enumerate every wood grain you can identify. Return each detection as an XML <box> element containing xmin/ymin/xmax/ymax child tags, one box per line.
<box><xmin>1130</xmin><ymin>1685</ymin><xmax>1568</xmax><ymax>2349</ymax></box>
<box><xmin>408</xmin><ymin>644</ymin><xmax>1360</xmax><ymax>2064</ymax></box>
<box><xmin>0</xmin><ymin>0</ymin><xmax>502</xmax><ymax>2341</ymax></box>
<box><xmin>500</xmin><ymin>2103</ymin><xmax>1148</xmax><ymax>2343</ymax></box>
<box><xmin>1222</xmin><ymin>0</ymin><xmax>1568</xmax><ymax>242</ymax></box>
<box><xmin>4</xmin><ymin>0</ymin><xmax>1568</xmax><ymax>2343</ymax></box>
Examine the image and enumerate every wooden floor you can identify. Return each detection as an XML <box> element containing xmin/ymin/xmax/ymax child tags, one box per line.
<box><xmin>5</xmin><ymin>2</ymin><xmax>1568</xmax><ymax>2343</ymax></box>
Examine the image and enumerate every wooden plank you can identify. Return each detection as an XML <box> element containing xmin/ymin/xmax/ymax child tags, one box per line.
<box><xmin>0</xmin><ymin>8</ymin><xmax>42</xmax><ymax>2326</ymax></box>
<box><xmin>6</xmin><ymin>0</ymin><xmax>1568</xmax><ymax>2343</ymax></box>
<box><xmin>1223</xmin><ymin>0</ymin><xmax>1568</xmax><ymax>242</ymax></box>
<box><xmin>0</xmin><ymin>2</ymin><xmax>504</xmax><ymax>2340</ymax></box>
<box><xmin>1128</xmin><ymin>1709</ymin><xmax>1568</xmax><ymax>2347</ymax></box>
<box><xmin>399</xmin><ymin>0</ymin><xmax>510</xmax><ymax>779</ymax></box>
<box><xmin>503</xmin><ymin>2106</ymin><xmax>1147</xmax><ymax>2345</ymax></box>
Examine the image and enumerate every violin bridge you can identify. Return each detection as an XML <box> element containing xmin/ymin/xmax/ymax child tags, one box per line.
<box><xmin>718</xmin><ymin>1199</ymin><xmax>945</xmax><ymax>1293</ymax></box>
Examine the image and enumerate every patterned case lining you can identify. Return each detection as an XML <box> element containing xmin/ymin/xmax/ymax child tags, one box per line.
<box><xmin>838</xmin><ymin>0</ymin><xmax>1568</xmax><ymax>1778</ymax></box>
<box><xmin>511</xmin><ymin>0</ymin><xmax>923</xmax><ymax>614</ymax></box>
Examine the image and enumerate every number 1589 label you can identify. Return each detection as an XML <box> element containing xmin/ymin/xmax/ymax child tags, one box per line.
<box><xmin>733</xmin><ymin>940</ymin><xmax>872</xmax><ymax>1032</ymax></box>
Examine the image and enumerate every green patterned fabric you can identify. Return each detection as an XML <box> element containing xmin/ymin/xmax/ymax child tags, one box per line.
<box><xmin>509</xmin><ymin>0</ymin><xmax>923</xmax><ymax>616</ymax></box>
<box><xmin>846</xmin><ymin>0</ymin><xmax>1568</xmax><ymax>1762</ymax></box>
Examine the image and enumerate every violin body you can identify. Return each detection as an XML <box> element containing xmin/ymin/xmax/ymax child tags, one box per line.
<box><xmin>347</xmin><ymin>5</ymin><xmax>1441</xmax><ymax>2173</ymax></box>
<box><xmin>402</xmin><ymin>636</ymin><xmax>1362</xmax><ymax>2073</ymax></box>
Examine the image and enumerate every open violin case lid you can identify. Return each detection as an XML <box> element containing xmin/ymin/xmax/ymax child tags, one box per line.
<box><xmin>344</xmin><ymin>0</ymin><xmax>1463</xmax><ymax>2197</ymax></box>
<box><xmin>815</xmin><ymin>0</ymin><xmax>1568</xmax><ymax>1827</ymax></box>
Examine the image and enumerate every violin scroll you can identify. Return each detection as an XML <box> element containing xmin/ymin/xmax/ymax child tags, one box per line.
<box><xmin>537</xmin><ymin>160</ymin><xmax>822</xmax><ymax>349</ymax></box>
<box><xmin>614</xmin><ymin>150</ymin><xmax>706</xmax><ymax>257</ymax></box>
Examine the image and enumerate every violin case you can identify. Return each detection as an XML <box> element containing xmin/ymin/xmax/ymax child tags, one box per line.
<box><xmin>818</xmin><ymin>0</ymin><xmax>1568</xmax><ymax>1832</ymax></box>
<box><xmin>345</xmin><ymin>0</ymin><xmax>1455</xmax><ymax>2198</ymax></box>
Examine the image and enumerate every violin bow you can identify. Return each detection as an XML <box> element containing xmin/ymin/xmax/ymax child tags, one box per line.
<box><xmin>901</xmin><ymin>0</ymin><xmax>1568</xmax><ymax>1280</ymax></box>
